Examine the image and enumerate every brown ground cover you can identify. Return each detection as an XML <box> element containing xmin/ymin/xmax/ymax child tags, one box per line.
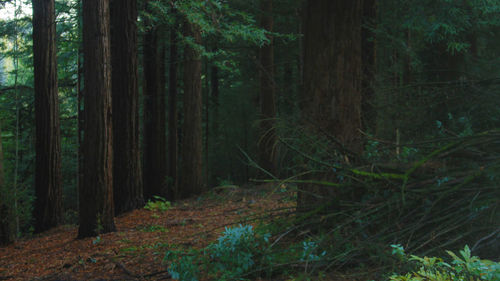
<box><xmin>0</xmin><ymin>186</ymin><xmax>295</xmax><ymax>281</ymax></box>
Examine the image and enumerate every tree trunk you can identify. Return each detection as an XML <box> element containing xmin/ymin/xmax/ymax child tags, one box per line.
<box><xmin>179</xmin><ymin>19</ymin><xmax>203</xmax><ymax>198</ymax></box>
<box><xmin>362</xmin><ymin>0</ymin><xmax>377</xmax><ymax>133</ymax></box>
<box><xmin>110</xmin><ymin>0</ymin><xmax>144</xmax><ymax>215</ymax></box>
<box><xmin>299</xmin><ymin>0</ymin><xmax>364</xmax><ymax>211</ymax></box>
<box><xmin>143</xmin><ymin>0</ymin><xmax>167</xmax><ymax>200</ymax></box>
<box><xmin>79</xmin><ymin>0</ymin><xmax>116</xmax><ymax>238</ymax></box>
<box><xmin>258</xmin><ymin>0</ymin><xmax>277</xmax><ymax>176</ymax></box>
<box><xmin>211</xmin><ymin>58</ymin><xmax>219</xmax><ymax>137</ymax></box>
<box><xmin>32</xmin><ymin>0</ymin><xmax>63</xmax><ymax>233</ymax></box>
<box><xmin>302</xmin><ymin>0</ymin><xmax>363</xmax><ymax>154</ymax></box>
<box><xmin>0</xmin><ymin>124</ymin><xmax>13</xmax><ymax>245</ymax></box>
<box><xmin>167</xmin><ymin>17</ymin><xmax>179</xmax><ymax>199</ymax></box>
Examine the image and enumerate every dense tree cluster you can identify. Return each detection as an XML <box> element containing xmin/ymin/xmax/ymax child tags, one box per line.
<box><xmin>0</xmin><ymin>0</ymin><xmax>498</xmax><ymax>265</ymax></box>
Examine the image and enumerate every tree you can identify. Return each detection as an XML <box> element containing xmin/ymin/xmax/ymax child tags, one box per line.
<box><xmin>362</xmin><ymin>0</ymin><xmax>377</xmax><ymax>132</ymax></box>
<box><xmin>0</xmin><ymin>123</ymin><xmax>13</xmax><ymax>245</ymax></box>
<box><xmin>179</xmin><ymin>19</ymin><xmax>203</xmax><ymax>198</ymax></box>
<box><xmin>32</xmin><ymin>0</ymin><xmax>63</xmax><ymax>233</ymax></box>
<box><xmin>110</xmin><ymin>0</ymin><xmax>144</xmax><ymax>215</ymax></box>
<box><xmin>167</xmin><ymin>14</ymin><xmax>179</xmax><ymax>199</ymax></box>
<box><xmin>142</xmin><ymin>0</ymin><xmax>167</xmax><ymax>200</ymax></box>
<box><xmin>79</xmin><ymin>0</ymin><xmax>116</xmax><ymax>238</ymax></box>
<box><xmin>302</xmin><ymin>0</ymin><xmax>363</xmax><ymax>154</ymax></box>
<box><xmin>258</xmin><ymin>0</ymin><xmax>277</xmax><ymax>176</ymax></box>
<box><xmin>298</xmin><ymin>0</ymin><xmax>364</xmax><ymax>210</ymax></box>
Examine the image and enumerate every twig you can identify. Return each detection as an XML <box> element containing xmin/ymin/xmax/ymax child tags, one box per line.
<box><xmin>472</xmin><ymin>228</ymin><xmax>500</xmax><ymax>252</ymax></box>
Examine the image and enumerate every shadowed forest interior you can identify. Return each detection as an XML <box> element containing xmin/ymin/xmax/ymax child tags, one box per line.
<box><xmin>0</xmin><ymin>0</ymin><xmax>499</xmax><ymax>280</ymax></box>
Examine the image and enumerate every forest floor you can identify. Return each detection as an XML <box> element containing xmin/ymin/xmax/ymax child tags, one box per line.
<box><xmin>0</xmin><ymin>185</ymin><xmax>322</xmax><ymax>281</ymax></box>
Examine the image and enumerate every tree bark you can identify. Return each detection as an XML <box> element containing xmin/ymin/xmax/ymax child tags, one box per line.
<box><xmin>142</xmin><ymin>0</ymin><xmax>167</xmax><ymax>200</ymax></box>
<box><xmin>110</xmin><ymin>0</ymin><xmax>144</xmax><ymax>215</ymax></box>
<box><xmin>211</xmin><ymin>59</ymin><xmax>219</xmax><ymax>137</ymax></box>
<box><xmin>362</xmin><ymin>0</ymin><xmax>377</xmax><ymax>133</ymax></box>
<box><xmin>179</xmin><ymin>19</ymin><xmax>203</xmax><ymax>198</ymax></box>
<box><xmin>32</xmin><ymin>0</ymin><xmax>63</xmax><ymax>233</ymax></box>
<box><xmin>167</xmin><ymin>16</ymin><xmax>179</xmax><ymax>199</ymax></box>
<box><xmin>299</xmin><ymin>0</ymin><xmax>364</xmax><ymax>211</ymax></box>
<box><xmin>79</xmin><ymin>0</ymin><xmax>116</xmax><ymax>238</ymax></box>
<box><xmin>258</xmin><ymin>0</ymin><xmax>277</xmax><ymax>176</ymax></box>
<box><xmin>302</xmin><ymin>0</ymin><xmax>363</xmax><ymax>154</ymax></box>
<box><xmin>0</xmin><ymin>123</ymin><xmax>13</xmax><ymax>245</ymax></box>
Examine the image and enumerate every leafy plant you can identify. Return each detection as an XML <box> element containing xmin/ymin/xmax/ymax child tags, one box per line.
<box><xmin>207</xmin><ymin>224</ymin><xmax>270</xmax><ymax>279</ymax></box>
<box><xmin>390</xmin><ymin>245</ymin><xmax>500</xmax><ymax>281</ymax></box>
<box><xmin>138</xmin><ymin>224</ymin><xmax>167</xmax><ymax>233</ymax></box>
<box><xmin>165</xmin><ymin>249</ymin><xmax>200</xmax><ymax>281</ymax></box>
<box><xmin>144</xmin><ymin>196</ymin><xmax>171</xmax><ymax>213</ymax></box>
<box><xmin>164</xmin><ymin>224</ymin><xmax>272</xmax><ymax>281</ymax></box>
<box><xmin>300</xmin><ymin>240</ymin><xmax>326</xmax><ymax>263</ymax></box>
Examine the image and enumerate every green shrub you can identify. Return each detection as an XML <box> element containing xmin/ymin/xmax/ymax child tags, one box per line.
<box><xmin>144</xmin><ymin>196</ymin><xmax>171</xmax><ymax>212</ymax></box>
<box><xmin>390</xmin><ymin>245</ymin><xmax>500</xmax><ymax>281</ymax></box>
<box><xmin>165</xmin><ymin>224</ymin><xmax>271</xmax><ymax>281</ymax></box>
<box><xmin>208</xmin><ymin>224</ymin><xmax>271</xmax><ymax>279</ymax></box>
<box><xmin>165</xmin><ymin>249</ymin><xmax>200</xmax><ymax>281</ymax></box>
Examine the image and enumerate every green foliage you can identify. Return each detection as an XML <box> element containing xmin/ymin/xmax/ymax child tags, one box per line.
<box><xmin>207</xmin><ymin>225</ymin><xmax>269</xmax><ymax>279</ymax></box>
<box><xmin>165</xmin><ymin>248</ymin><xmax>200</xmax><ymax>281</ymax></box>
<box><xmin>300</xmin><ymin>241</ymin><xmax>326</xmax><ymax>263</ymax></box>
<box><xmin>390</xmin><ymin>245</ymin><xmax>500</xmax><ymax>281</ymax></box>
<box><xmin>164</xmin><ymin>224</ymin><xmax>334</xmax><ymax>280</ymax></box>
<box><xmin>144</xmin><ymin>196</ymin><xmax>171</xmax><ymax>213</ymax></box>
<box><xmin>138</xmin><ymin>224</ymin><xmax>167</xmax><ymax>233</ymax></box>
<box><xmin>165</xmin><ymin>225</ymin><xmax>272</xmax><ymax>281</ymax></box>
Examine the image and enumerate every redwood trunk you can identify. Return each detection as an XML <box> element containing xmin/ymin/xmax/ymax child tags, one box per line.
<box><xmin>32</xmin><ymin>0</ymin><xmax>63</xmax><ymax>233</ymax></box>
<box><xmin>302</xmin><ymin>0</ymin><xmax>363</xmax><ymax>154</ymax></box>
<box><xmin>211</xmin><ymin>61</ymin><xmax>219</xmax><ymax>137</ymax></box>
<box><xmin>179</xmin><ymin>20</ymin><xmax>203</xmax><ymax>198</ymax></box>
<box><xmin>167</xmin><ymin>19</ymin><xmax>179</xmax><ymax>199</ymax></box>
<box><xmin>258</xmin><ymin>0</ymin><xmax>277</xmax><ymax>175</ymax></box>
<box><xmin>362</xmin><ymin>0</ymin><xmax>377</xmax><ymax>132</ymax></box>
<box><xmin>110</xmin><ymin>0</ymin><xmax>144</xmax><ymax>215</ymax></box>
<box><xmin>0</xmin><ymin>124</ymin><xmax>12</xmax><ymax>245</ymax></box>
<box><xmin>79</xmin><ymin>0</ymin><xmax>116</xmax><ymax>238</ymax></box>
<box><xmin>299</xmin><ymin>0</ymin><xmax>364</xmax><ymax>210</ymax></box>
<box><xmin>143</xmin><ymin>0</ymin><xmax>167</xmax><ymax>200</ymax></box>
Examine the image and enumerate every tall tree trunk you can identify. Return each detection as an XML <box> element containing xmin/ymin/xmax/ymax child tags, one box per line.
<box><xmin>210</xmin><ymin>49</ymin><xmax>219</xmax><ymax>185</ymax></box>
<box><xmin>77</xmin><ymin>1</ymin><xmax>83</xmax><ymax>212</ymax></box>
<box><xmin>302</xmin><ymin>0</ymin><xmax>363</xmax><ymax>154</ymax></box>
<box><xmin>79</xmin><ymin>0</ymin><xmax>116</xmax><ymax>238</ymax></box>
<box><xmin>167</xmin><ymin>17</ymin><xmax>179</xmax><ymax>199</ymax></box>
<box><xmin>77</xmin><ymin>47</ymin><xmax>83</xmax><ymax>212</ymax></box>
<box><xmin>211</xmin><ymin>58</ymin><xmax>219</xmax><ymax>137</ymax></box>
<box><xmin>362</xmin><ymin>0</ymin><xmax>377</xmax><ymax>133</ymax></box>
<box><xmin>179</xmin><ymin>19</ymin><xmax>203</xmax><ymax>198</ymax></box>
<box><xmin>159</xmin><ymin>38</ymin><xmax>168</xmax><ymax>197</ymax></box>
<box><xmin>110</xmin><ymin>0</ymin><xmax>144</xmax><ymax>215</ymax></box>
<box><xmin>32</xmin><ymin>0</ymin><xmax>63</xmax><ymax>233</ymax></box>
<box><xmin>299</xmin><ymin>0</ymin><xmax>364</xmax><ymax>211</ymax></box>
<box><xmin>258</xmin><ymin>0</ymin><xmax>277</xmax><ymax>176</ymax></box>
<box><xmin>0</xmin><ymin>124</ymin><xmax>13</xmax><ymax>245</ymax></box>
<box><xmin>143</xmin><ymin>0</ymin><xmax>167</xmax><ymax>200</ymax></box>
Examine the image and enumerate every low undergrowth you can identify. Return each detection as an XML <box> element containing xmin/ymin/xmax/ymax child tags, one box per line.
<box><xmin>390</xmin><ymin>245</ymin><xmax>499</xmax><ymax>281</ymax></box>
<box><xmin>167</xmin><ymin>130</ymin><xmax>499</xmax><ymax>280</ymax></box>
<box><xmin>164</xmin><ymin>224</ymin><xmax>331</xmax><ymax>281</ymax></box>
